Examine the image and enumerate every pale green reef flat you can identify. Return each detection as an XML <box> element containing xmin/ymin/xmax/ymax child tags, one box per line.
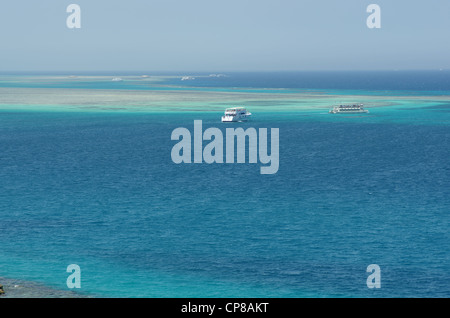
<box><xmin>1</xmin><ymin>86</ymin><xmax>449</xmax><ymax>114</ymax></box>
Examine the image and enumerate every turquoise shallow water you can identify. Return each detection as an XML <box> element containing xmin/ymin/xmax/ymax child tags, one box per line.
<box><xmin>0</xmin><ymin>74</ymin><xmax>449</xmax><ymax>297</ymax></box>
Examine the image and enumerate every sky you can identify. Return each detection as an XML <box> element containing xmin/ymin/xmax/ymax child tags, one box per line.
<box><xmin>1</xmin><ymin>0</ymin><xmax>449</xmax><ymax>72</ymax></box>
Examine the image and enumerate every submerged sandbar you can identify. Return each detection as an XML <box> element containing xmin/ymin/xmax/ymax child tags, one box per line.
<box><xmin>0</xmin><ymin>86</ymin><xmax>449</xmax><ymax>113</ymax></box>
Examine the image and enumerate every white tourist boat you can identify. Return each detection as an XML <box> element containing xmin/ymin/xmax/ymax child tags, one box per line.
<box><xmin>329</xmin><ymin>104</ymin><xmax>369</xmax><ymax>114</ymax></box>
<box><xmin>221</xmin><ymin>107</ymin><xmax>252</xmax><ymax>122</ymax></box>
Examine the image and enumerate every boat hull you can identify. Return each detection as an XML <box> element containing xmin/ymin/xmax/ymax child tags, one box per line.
<box><xmin>329</xmin><ymin>110</ymin><xmax>369</xmax><ymax>114</ymax></box>
<box><xmin>221</xmin><ymin>116</ymin><xmax>250</xmax><ymax>122</ymax></box>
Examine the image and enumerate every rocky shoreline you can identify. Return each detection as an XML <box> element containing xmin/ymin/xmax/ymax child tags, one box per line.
<box><xmin>0</xmin><ymin>277</ymin><xmax>93</xmax><ymax>298</ymax></box>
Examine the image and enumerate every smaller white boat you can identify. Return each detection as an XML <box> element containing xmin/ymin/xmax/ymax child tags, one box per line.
<box><xmin>112</xmin><ymin>77</ymin><xmax>123</xmax><ymax>82</ymax></box>
<box><xmin>221</xmin><ymin>107</ymin><xmax>252</xmax><ymax>122</ymax></box>
<box><xmin>181</xmin><ymin>76</ymin><xmax>195</xmax><ymax>81</ymax></box>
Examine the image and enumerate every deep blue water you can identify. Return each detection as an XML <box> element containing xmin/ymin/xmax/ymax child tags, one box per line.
<box><xmin>167</xmin><ymin>71</ymin><xmax>450</xmax><ymax>93</ymax></box>
<box><xmin>0</xmin><ymin>106</ymin><xmax>449</xmax><ymax>297</ymax></box>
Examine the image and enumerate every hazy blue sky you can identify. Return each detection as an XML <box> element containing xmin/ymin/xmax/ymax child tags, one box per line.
<box><xmin>1</xmin><ymin>0</ymin><xmax>449</xmax><ymax>72</ymax></box>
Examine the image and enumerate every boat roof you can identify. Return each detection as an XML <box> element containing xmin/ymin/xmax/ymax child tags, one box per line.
<box><xmin>225</xmin><ymin>107</ymin><xmax>246</xmax><ymax>110</ymax></box>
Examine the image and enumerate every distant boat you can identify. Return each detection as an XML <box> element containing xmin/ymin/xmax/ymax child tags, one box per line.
<box><xmin>221</xmin><ymin>107</ymin><xmax>252</xmax><ymax>122</ymax></box>
<box><xmin>112</xmin><ymin>77</ymin><xmax>123</xmax><ymax>82</ymax></box>
<box><xmin>329</xmin><ymin>104</ymin><xmax>369</xmax><ymax>114</ymax></box>
<box><xmin>181</xmin><ymin>76</ymin><xmax>195</xmax><ymax>81</ymax></box>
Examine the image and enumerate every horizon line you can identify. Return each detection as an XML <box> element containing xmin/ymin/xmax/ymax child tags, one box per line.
<box><xmin>0</xmin><ymin>69</ymin><xmax>448</xmax><ymax>75</ymax></box>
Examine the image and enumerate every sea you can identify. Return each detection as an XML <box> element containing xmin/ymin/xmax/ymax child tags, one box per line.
<box><xmin>0</xmin><ymin>71</ymin><xmax>449</xmax><ymax>298</ymax></box>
